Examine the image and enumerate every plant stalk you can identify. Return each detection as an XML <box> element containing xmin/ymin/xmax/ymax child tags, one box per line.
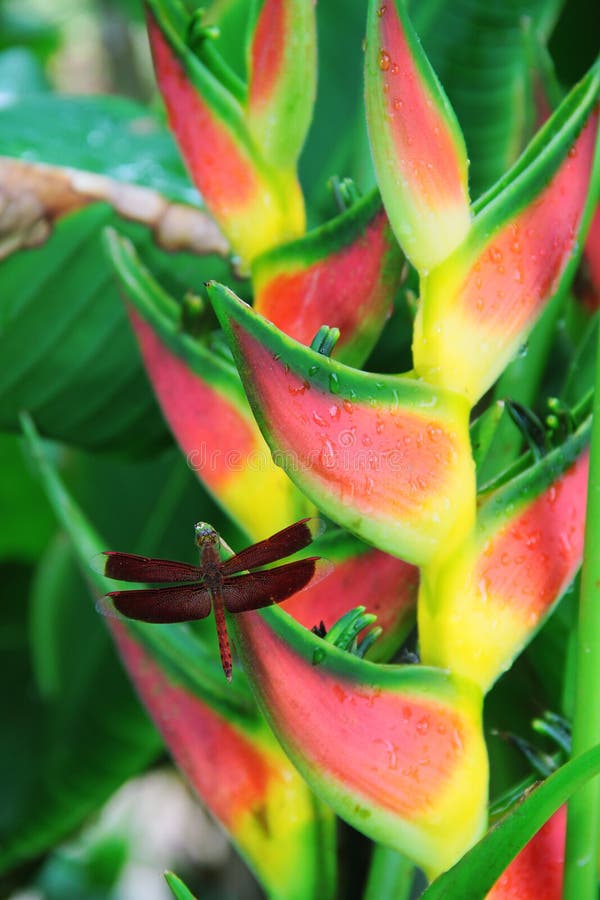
<box><xmin>362</xmin><ymin>845</ymin><xmax>414</xmax><ymax>900</ymax></box>
<box><xmin>563</xmin><ymin>320</ymin><xmax>600</xmax><ymax>899</ymax></box>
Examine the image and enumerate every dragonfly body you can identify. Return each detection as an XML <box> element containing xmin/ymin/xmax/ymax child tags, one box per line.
<box><xmin>95</xmin><ymin>518</ymin><xmax>328</xmax><ymax>680</ymax></box>
<box><xmin>194</xmin><ymin>523</ymin><xmax>232</xmax><ymax>678</ymax></box>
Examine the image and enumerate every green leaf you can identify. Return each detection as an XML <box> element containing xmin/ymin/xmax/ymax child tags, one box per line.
<box><xmin>422</xmin><ymin>744</ymin><xmax>600</xmax><ymax>899</ymax></box>
<box><xmin>0</xmin><ymin>432</ymin><xmax>55</xmax><ymax>560</ymax></box>
<box><xmin>0</xmin><ymin>94</ymin><xmax>198</xmax><ymax>204</ymax></box>
<box><xmin>0</xmin><ymin>547</ymin><xmax>161</xmax><ymax>875</ymax></box>
<box><xmin>0</xmin><ymin>205</ymin><xmax>168</xmax><ymax>454</ymax></box>
<box><xmin>164</xmin><ymin>871</ymin><xmax>197</xmax><ymax>900</ymax></box>
<box><xmin>0</xmin><ymin>201</ymin><xmax>230</xmax><ymax>455</ymax></box>
<box><xmin>0</xmin><ymin>47</ymin><xmax>50</xmax><ymax>95</ymax></box>
<box><xmin>418</xmin><ymin>0</ymin><xmax>563</xmax><ymax>198</ymax></box>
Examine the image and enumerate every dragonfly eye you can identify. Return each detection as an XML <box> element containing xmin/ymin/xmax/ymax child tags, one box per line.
<box><xmin>194</xmin><ymin>522</ymin><xmax>218</xmax><ymax>548</ymax></box>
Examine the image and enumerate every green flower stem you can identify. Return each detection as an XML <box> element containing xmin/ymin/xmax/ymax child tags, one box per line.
<box><xmin>563</xmin><ymin>321</ymin><xmax>600</xmax><ymax>900</ymax></box>
<box><xmin>362</xmin><ymin>845</ymin><xmax>414</xmax><ymax>900</ymax></box>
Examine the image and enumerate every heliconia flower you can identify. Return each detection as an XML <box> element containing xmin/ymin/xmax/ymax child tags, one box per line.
<box><xmin>486</xmin><ymin>806</ymin><xmax>565</xmax><ymax>899</ymax></box>
<box><xmin>245</xmin><ymin>0</ymin><xmax>317</xmax><ymax>171</ymax></box>
<box><xmin>207</xmin><ymin>281</ymin><xmax>475</xmax><ymax>567</ymax></box>
<box><xmin>106</xmin><ymin>230</ymin><xmax>309</xmax><ymax>539</ymax></box>
<box><xmin>228</xmin><ymin>604</ymin><xmax>488</xmax><ymax>877</ymax></box>
<box><xmin>104</xmin><ymin>620</ymin><xmax>337</xmax><ymax>900</ymax></box>
<box><xmin>252</xmin><ymin>190</ymin><xmax>405</xmax><ymax>367</ymax></box>
<box><xmin>145</xmin><ymin>0</ymin><xmax>306</xmax><ymax>266</ymax></box>
<box><xmin>282</xmin><ymin>528</ymin><xmax>419</xmax><ymax>661</ymax></box>
<box><xmin>419</xmin><ymin>415</ymin><xmax>591</xmax><ymax>692</ymax></box>
<box><xmin>364</xmin><ymin>0</ymin><xmax>471</xmax><ymax>273</ymax></box>
<box><xmin>413</xmin><ymin>62</ymin><xmax>600</xmax><ymax>404</ymax></box>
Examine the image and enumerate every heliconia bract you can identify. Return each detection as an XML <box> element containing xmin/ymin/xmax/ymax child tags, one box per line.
<box><xmin>364</xmin><ymin>0</ymin><xmax>471</xmax><ymax>273</ymax></box>
<box><xmin>229</xmin><ymin>604</ymin><xmax>488</xmax><ymax>877</ymax></box>
<box><xmin>486</xmin><ymin>806</ymin><xmax>566</xmax><ymax>900</ymax></box>
<box><xmin>413</xmin><ymin>63</ymin><xmax>600</xmax><ymax>403</ymax></box>
<box><xmin>245</xmin><ymin>0</ymin><xmax>317</xmax><ymax>171</ymax></box>
<box><xmin>106</xmin><ymin>230</ymin><xmax>309</xmax><ymax>539</ymax></box>
<box><xmin>208</xmin><ymin>281</ymin><xmax>475</xmax><ymax>566</ymax></box>
<box><xmin>252</xmin><ymin>190</ymin><xmax>405</xmax><ymax>367</ymax></box>
<box><xmin>419</xmin><ymin>417</ymin><xmax>591</xmax><ymax>690</ymax></box>
<box><xmin>145</xmin><ymin>0</ymin><xmax>308</xmax><ymax>266</ymax></box>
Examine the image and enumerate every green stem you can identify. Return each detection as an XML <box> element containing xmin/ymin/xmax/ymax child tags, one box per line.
<box><xmin>362</xmin><ymin>845</ymin><xmax>414</xmax><ymax>900</ymax></box>
<box><xmin>563</xmin><ymin>322</ymin><xmax>600</xmax><ymax>899</ymax></box>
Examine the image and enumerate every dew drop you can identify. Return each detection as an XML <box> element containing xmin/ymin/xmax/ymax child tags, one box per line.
<box><xmin>329</xmin><ymin>372</ymin><xmax>341</xmax><ymax>394</ymax></box>
<box><xmin>288</xmin><ymin>380</ymin><xmax>310</xmax><ymax>396</ymax></box>
<box><xmin>377</xmin><ymin>3</ymin><xmax>387</xmax><ymax>16</ymax></box>
<box><xmin>343</xmin><ymin>399</ymin><xmax>354</xmax><ymax>414</ymax></box>
<box><xmin>320</xmin><ymin>439</ymin><xmax>337</xmax><ymax>468</ymax></box>
<box><xmin>379</xmin><ymin>50</ymin><xmax>391</xmax><ymax>71</ymax></box>
<box><xmin>308</xmin><ymin>364</ymin><xmax>319</xmax><ymax>376</ymax></box>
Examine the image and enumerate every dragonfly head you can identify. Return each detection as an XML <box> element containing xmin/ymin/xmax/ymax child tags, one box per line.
<box><xmin>194</xmin><ymin>522</ymin><xmax>219</xmax><ymax>549</ymax></box>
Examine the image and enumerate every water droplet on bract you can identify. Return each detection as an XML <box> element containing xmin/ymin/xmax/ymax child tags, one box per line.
<box><xmin>329</xmin><ymin>372</ymin><xmax>341</xmax><ymax>394</ymax></box>
<box><xmin>377</xmin><ymin>4</ymin><xmax>387</xmax><ymax>16</ymax></box>
<box><xmin>416</xmin><ymin>717</ymin><xmax>430</xmax><ymax>735</ymax></box>
<box><xmin>289</xmin><ymin>380</ymin><xmax>310</xmax><ymax>396</ymax></box>
<box><xmin>343</xmin><ymin>399</ymin><xmax>354</xmax><ymax>414</ymax></box>
<box><xmin>518</xmin><ymin>343</ymin><xmax>528</xmax><ymax>358</ymax></box>
<box><xmin>309</xmin><ymin>364</ymin><xmax>319</xmax><ymax>376</ymax></box>
<box><xmin>568</xmin><ymin>145</ymin><xmax>577</xmax><ymax>158</ymax></box>
<box><xmin>313</xmin><ymin>411</ymin><xmax>328</xmax><ymax>427</ymax></box>
<box><xmin>489</xmin><ymin>246</ymin><xmax>503</xmax><ymax>264</ymax></box>
<box><xmin>391</xmin><ymin>62</ymin><xmax>399</xmax><ymax>74</ymax></box>
<box><xmin>379</xmin><ymin>50</ymin><xmax>391</xmax><ymax>71</ymax></box>
<box><xmin>320</xmin><ymin>439</ymin><xmax>337</xmax><ymax>469</ymax></box>
<box><xmin>393</xmin><ymin>98</ymin><xmax>403</xmax><ymax>111</ymax></box>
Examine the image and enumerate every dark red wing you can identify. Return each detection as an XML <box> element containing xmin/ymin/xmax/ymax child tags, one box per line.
<box><xmin>93</xmin><ymin>551</ymin><xmax>202</xmax><ymax>583</ymax></box>
<box><xmin>97</xmin><ymin>584</ymin><xmax>212</xmax><ymax>623</ymax></box>
<box><xmin>222</xmin><ymin>557</ymin><xmax>331</xmax><ymax>613</ymax></box>
<box><xmin>220</xmin><ymin>518</ymin><xmax>321</xmax><ymax>576</ymax></box>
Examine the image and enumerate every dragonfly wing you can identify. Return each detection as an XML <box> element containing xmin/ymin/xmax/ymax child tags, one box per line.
<box><xmin>97</xmin><ymin>584</ymin><xmax>211</xmax><ymax>623</ymax></box>
<box><xmin>220</xmin><ymin>518</ymin><xmax>323</xmax><ymax>575</ymax></box>
<box><xmin>92</xmin><ymin>551</ymin><xmax>202</xmax><ymax>583</ymax></box>
<box><xmin>223</xmin><ymin>557</ymin><xmax>332</xmax><ymax>613</ymax></box>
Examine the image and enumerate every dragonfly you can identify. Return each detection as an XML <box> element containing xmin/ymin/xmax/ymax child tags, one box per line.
<box><xmin>94</xmin><ymin>518</ymin><xmax>329</xmax><ymax>681</ymax></box>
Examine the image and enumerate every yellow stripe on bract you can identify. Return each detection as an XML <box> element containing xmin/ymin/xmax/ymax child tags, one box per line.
<box><xmin>415</xmin><ymin>694</ymin><xmax>488</xmax><ymax>879</ymax></box>
<box><xmin>219</xmin><ymin>438</ymin><xmax>311</xmax><ymax>540</ymax></box>
<box><xmin>235</xmin><ymin>751</ymin><xmax>324</xmax><ymax>897</ymax></box>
